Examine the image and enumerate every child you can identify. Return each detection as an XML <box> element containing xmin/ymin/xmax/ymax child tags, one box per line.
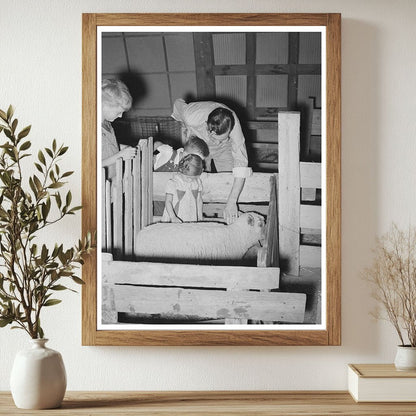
<box><xmin>162</xmin><ymin>154</ymin><xmax>204</xmax><ymax>223</ymax></box>
<box><xmin>153</xmin><ymin>136</ymin><xmax>209</xmax><ymax>172</ymax></box>
<box><xmin>101</xmin><ymin>79</ymin><xmax>136</xmax><ymax>178</ymax></box>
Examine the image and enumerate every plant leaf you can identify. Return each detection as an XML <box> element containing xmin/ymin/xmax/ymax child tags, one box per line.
<box><xmin>38</xmin><ymin>150</ymin><xmax>46</xmax><ymax>165</ymax></box>
<box><xmin>58</xmin><ymin>146</ymin><xmax>68</xmax><ymax>156</ymax></box>
<box><xmin>0</xmin><ymin>109</ymin><xmax>7</xmax><ymax>121</ymax></box>
<box><xmin>51</xmin><ymin>285</ymin><xmax>68</xmax><ymax>291</ymax></box>
<box><xmin>19</xmin><ymin>140</ymin><xmax>31</xmax><ymax>151</ymax></box>
<box><xmin>43</xmin><ymin>299</ymin><xmax>62</xmax><ymax>307</ymax></box>
<box><xmin>71</xmin><ymin>276</ymin><xmax>85</xmax><ymax>285</ymax></box>
<box><xmin>6</xmin><ymin>105</ymin><xmax>14</xmax><ymax>122</ymax></box>
<box><xmin>18</xmin><ymin>125</ymin><xmax>31</xmax><ymax>140</ymax></box>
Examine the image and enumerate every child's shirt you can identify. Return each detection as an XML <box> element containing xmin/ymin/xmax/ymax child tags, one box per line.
<box><xmin>154</xmin><ymin>144</ymin><xmax>184</xmax><ymax>172</ymax></box>
<box><xmin>162</xmin><ymin>173</ymin><xmax>203</xmax><ymax>222</ymax></box>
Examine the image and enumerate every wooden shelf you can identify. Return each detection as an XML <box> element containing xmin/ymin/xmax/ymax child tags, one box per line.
<box><xmin>1</xmin><ymin>391</ymin><xmax>416</xmax><ymax>415</ymax></box>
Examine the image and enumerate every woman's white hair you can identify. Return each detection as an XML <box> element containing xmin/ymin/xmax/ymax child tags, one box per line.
<box><xmin>102</xmin><ymin>78</ymin><xmax>132</xmax><ymax>110</ymax></box>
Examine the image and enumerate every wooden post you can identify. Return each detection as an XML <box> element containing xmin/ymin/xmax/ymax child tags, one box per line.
<box><xmin>123</xmin><ymin>159</ymin><xmax>133</xmax><ymax>258</ymax></box>
<box><xmin>147</xmin><ymin>136</ymin><xmax>153</xmax><ymax>225</ymax></box>
<box><xmin>278</xmin><ymin>112</ymin><xmax>301</xmax><ymax>276</ymax></box>
<box><xmin>113</xmin><ymin>158</ymin><xmax>123</xmax><ymax>259</ymax></box>
<box><xmin>259</xmin><ymin>174</ymin><xmax>279</xmax><ymax>268</ymax></box>
<box><xmin>193</xmin><ymin>32</ymin><xmax>215</xmax><ymax>100</ymax></box>
<box><xmin>139</xmin><ymin>139</ymin><xmax>149</xmax><ymax>228</ymax></box>
<box><xmin>101</xmin><ymin>168</ymin><xmax>107</xmax><ymax>252</ymax></box>
<box><xmin>133</xmin><ymin>150</ymin><xmax>142</xmax><ymax>256</ymax></box>
<box><xmin>105</xmin><ymin>179</ymin><xmax>112</xmax><ymax>252</ymax></box>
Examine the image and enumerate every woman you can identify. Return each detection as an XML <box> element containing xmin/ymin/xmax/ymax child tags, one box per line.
<box><xmin>101</xmin><ymin>79</ymin><xmax>136</xmax><ymax>178</ymax></box>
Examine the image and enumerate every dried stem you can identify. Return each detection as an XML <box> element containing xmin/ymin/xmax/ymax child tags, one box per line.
<box><xmin>363</xmin><ymin>224</ymin><xmax>416</xmax><ymax>347</ymax></box>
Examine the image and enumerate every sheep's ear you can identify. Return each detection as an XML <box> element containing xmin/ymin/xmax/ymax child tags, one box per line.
<box><xmin>247</xmin><ymin>213</ymin><xmax>254</xmax><ymax>226</ymax></box>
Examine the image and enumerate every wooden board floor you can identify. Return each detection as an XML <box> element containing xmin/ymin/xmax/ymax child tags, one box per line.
<box><xmin>1</xmin><ymin>391</ymin><xmax>416</xmax><ymax>415</ymax></box>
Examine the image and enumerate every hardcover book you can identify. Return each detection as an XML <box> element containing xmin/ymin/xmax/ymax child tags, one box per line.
<box><xmin>348</xmin><ymin>364</ymin><xmax>416</xmax><ymax>402</ymax></box>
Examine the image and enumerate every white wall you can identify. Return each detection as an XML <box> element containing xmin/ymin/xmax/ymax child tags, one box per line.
<box><xmin>1</xmin><ymin>0</ymin><xmax>415</xmax><ymax>391</ymax></box>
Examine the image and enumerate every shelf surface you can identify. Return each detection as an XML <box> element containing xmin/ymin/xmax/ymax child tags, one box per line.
<box><xmin>2</xmin><ymin>391</ymin><xmax>416</xmax><ymax>415</ymax></box>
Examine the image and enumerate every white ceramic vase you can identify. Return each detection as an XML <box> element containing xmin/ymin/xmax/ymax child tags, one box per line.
<box><xmin>10</xmin><ymin>338</ymin><xmax>67</xmax><ymax>409</ymax></box>
<box><xmin>394</xmin><ymin>345</ymin><xmax>416</xmax><ymax>371</ymax></box>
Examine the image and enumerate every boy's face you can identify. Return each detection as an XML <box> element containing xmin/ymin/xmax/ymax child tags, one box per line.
<box><xmin>102</xmin><ymin>102</ymin><xmax>125</xmax><ymax>122</ymax></box>
<box><xmin>206</xmin><ymin>124</ymin><xmax>231</xmax><ymax>144</ymax></box>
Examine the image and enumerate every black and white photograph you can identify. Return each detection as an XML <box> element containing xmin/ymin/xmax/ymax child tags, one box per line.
<box><xmin>97</xmin><ymin>27</ymin><xmax>324</xmax><ymax>330</ymax></box>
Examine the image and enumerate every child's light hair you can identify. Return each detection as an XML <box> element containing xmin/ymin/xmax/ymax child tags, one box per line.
<box><xmin>102</xmin><ymin>79</ymin><xmax>132</xmax><ymax>111</ymax></box>
<box><xmin>184</xmin><ymin>136</ymin><xmax>210</xmax><ymax>159</ymax></box>
<box><xmin>178</xmin><ymin>154</ymin><xmax>203</xmax><ymax>177</ymax></box>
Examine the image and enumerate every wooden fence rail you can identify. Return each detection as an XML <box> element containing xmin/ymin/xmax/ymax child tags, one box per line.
<box><xmin>102</xmin><ymin>137</ymin><xmax>153</xmax><ymax>259</ymax></box>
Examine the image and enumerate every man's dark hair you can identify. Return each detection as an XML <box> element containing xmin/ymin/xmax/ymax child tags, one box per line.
<box><xmin>207</xmin><ymin>107</ymin><xmax>235</xmax><ymax>135</ymax></box>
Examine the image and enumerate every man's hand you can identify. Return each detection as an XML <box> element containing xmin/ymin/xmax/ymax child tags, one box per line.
<box><xmin>223</xmin><ymin>201</ymin><xmax>239</xmax><ymax>224</ymax></box>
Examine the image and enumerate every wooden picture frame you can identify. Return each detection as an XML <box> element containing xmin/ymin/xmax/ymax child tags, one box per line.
<box><xmin>82</xmin><ymin>13</ymin><xmax>341</xmax><ymax>346</ymax></box>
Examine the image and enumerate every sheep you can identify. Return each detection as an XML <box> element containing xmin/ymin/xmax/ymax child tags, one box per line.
<box><xmin>134</xmin><ymin>212</ymin><xmax>266</xmax><ymax>264</ymax></box>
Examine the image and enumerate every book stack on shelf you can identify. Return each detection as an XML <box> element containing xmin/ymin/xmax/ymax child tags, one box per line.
<box><xmin>348</xmin><ymin>364</ymin><xmax>416</xmax><ymax>402</ymax></box>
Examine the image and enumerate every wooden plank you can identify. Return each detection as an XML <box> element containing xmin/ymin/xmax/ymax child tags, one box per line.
<box><xmin>301</xmin><ymin>188</ymin><xmax>317</xmax><ymax>202</ymax></box>
<box><xmin>311</xmin><ymin>108</ymin><xmax>321</xmax><ymax>135</ymax></box>
<box><xmin>139</xmin><ymin>139</ymin><xmax>149</xmax><ymax>227</ymax></box>
<box><xmin>300</xmin><ymin>162</ymin><xmax>321</xmax><ymax>188</ymax></box>
<box><xmin>123</xmin><ymin>159</ymin><xmax>133</xmax><ymax>257</ymax></box>
<box><xmin>113</xmin><ymin>286</ymin><xmax>306</xmax><ymax>322</ymax></box>
<box><xmin>132</xmin><ymin>150</ymin><xmax>141</xmax><ymax>239</ymax></box>
<box><xmin>246</xmin><ymin>32</ymin><xmax>256</xmax><ymax>120</ymax></box>
<box><xmin>105</xmin><ymin>180</ymin><xmax>112</xmax><ymax>251</ymax></box>
<box><xmin>81</xmin><ymin>12</ymin><xmax>98</xmax><ymax>346</ymax></box>
<box><xmin>300</xmin><ymin>205</ymin><xmax>321</xmax><ymax>230</ymax></box>
<box><xmin>101</xmin><ymin>169</ymin><xmax>107</xmax><ymax>251</ymax></box>
<box><xmin>278</xmin><ymin>112</ymin><xmax>301</xmax><ymax>275</ymax></box>
<box><xmin>113</xmin><ymin>159</ymin><xmax>123</xmax><ymax>258</ymax></box>
<box><xmin>259</xmin><ymin>175</ymin><xmax>279</xmax><ymax>268</ymax></box>
<box><xmin>4</xmin><ymin>390</ymin><xmax>416</xmax><ymax>415</ymax></box>
<box><xmin>153</xmin><ymin>172</ymin><xmax>273</xmax><ymax>203</ymax></box>
<box><xmin>193</xmin><ymin>32</ymin><xmax>216</xmax><ymax>99</ymax></box>
<box><xmin>147</xmin><ymin>136</ymin><xmax>153</xmax><ymax>224</ymax></box>
<box><xmin>247</xmin><ymin>121</ymin><xmax>279</xmax><ymax>130</ymax></box>
<box><xmin>203</xmin><ymin>203</ymin><xmax>269</xmax><ymax>218</ymax></box>
<box><xmin>256</xmin><ymin>162</ymin><xmax>278</xmax><ymax>171</ymax></box>
<box><xmin>250</xmin><ymin>143</ymin><xmax>279</xmax><ymax>164</ymax></box>
<box><xmin>300</xmin><ymin>245</ymin><xmax>321</xmax><ymax>268</ymax></box>
<box><xmin>327</xmin><ymin>12</ymin><xmax>342</xmax><ymax>346</ymax></box>
<box><xmin>103</xmin><ymin>259</ymin><xmax>280</xmax><ymax>291</ymax></box>
<box><xmin>288</xmin><ymin>32</ymin><xmax>299</xmax><ymax>109</ymax></box>
<box><xmin>213</xmin><ymin>63</ymin><xmax>321</xmax><ymax>76</ymax></box>
<box><xmin>254</xmin><ymin>129</ymin><xmax>278</xmax><ymax>143</ymax></box>
<box><xmin>302</xmin><ymin>97</ymin><xmax>314</xmax><ymax>159</ymax></box>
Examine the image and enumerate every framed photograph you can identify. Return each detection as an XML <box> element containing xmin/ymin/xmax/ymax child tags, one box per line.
<box><xmin>82</xmin><ymin>13</ymin><xmax>341</xmax><ymax>346</ymax></box>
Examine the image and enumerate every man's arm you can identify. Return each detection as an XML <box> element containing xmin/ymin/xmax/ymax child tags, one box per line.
<box><xmin>223</xmin><ymin>177</ymin><xmax>245</xmax><ymax>224</ymax></box>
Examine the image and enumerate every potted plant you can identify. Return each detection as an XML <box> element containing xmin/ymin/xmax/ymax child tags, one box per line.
<box><xmin>363</xmin><ymin>223</ymin><xmax>416</xmax><ymax>370</ymax></box>
<box><xmin>0</xmin><ymin>106</ymin><xmax>94</xmax><ymax>408</ymax></box>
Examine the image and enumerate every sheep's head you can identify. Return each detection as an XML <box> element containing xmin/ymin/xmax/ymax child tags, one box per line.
<box><xmin>238</xmin><ymin>212</ymin><xmax>266</xmax><ymax>241</ymax></box>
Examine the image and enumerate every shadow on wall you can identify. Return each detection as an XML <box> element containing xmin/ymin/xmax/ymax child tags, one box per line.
<box><xmin>118</xmin><ymin>71</ymin><xmax>148</xmax><ymax>109</ymax></box>
<box><xmin>341</xmin><ymin>19</ymin><xmax>381</xmax><ymax>356</ymax></box>
<box><xmin>111</xmin><ymin>72</ymin><xmax>148</xmax><ymax>146</ymax></box>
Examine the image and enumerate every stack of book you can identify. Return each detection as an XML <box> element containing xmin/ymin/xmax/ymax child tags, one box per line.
<box><xmin>348</xmin><ymin>364</ymin><xmax>416</xmax><ymax>402</ymax></box>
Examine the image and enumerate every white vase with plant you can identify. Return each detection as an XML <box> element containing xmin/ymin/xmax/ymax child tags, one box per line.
<box><xmin>0</xmin><ymin>106</ymin><xmax>94</xmax><ymax>408</ymax></box>
<box><xmin>363</xmin><ymin>223</ymin><xmax>416</xmax><ymax>371</ymax></box>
